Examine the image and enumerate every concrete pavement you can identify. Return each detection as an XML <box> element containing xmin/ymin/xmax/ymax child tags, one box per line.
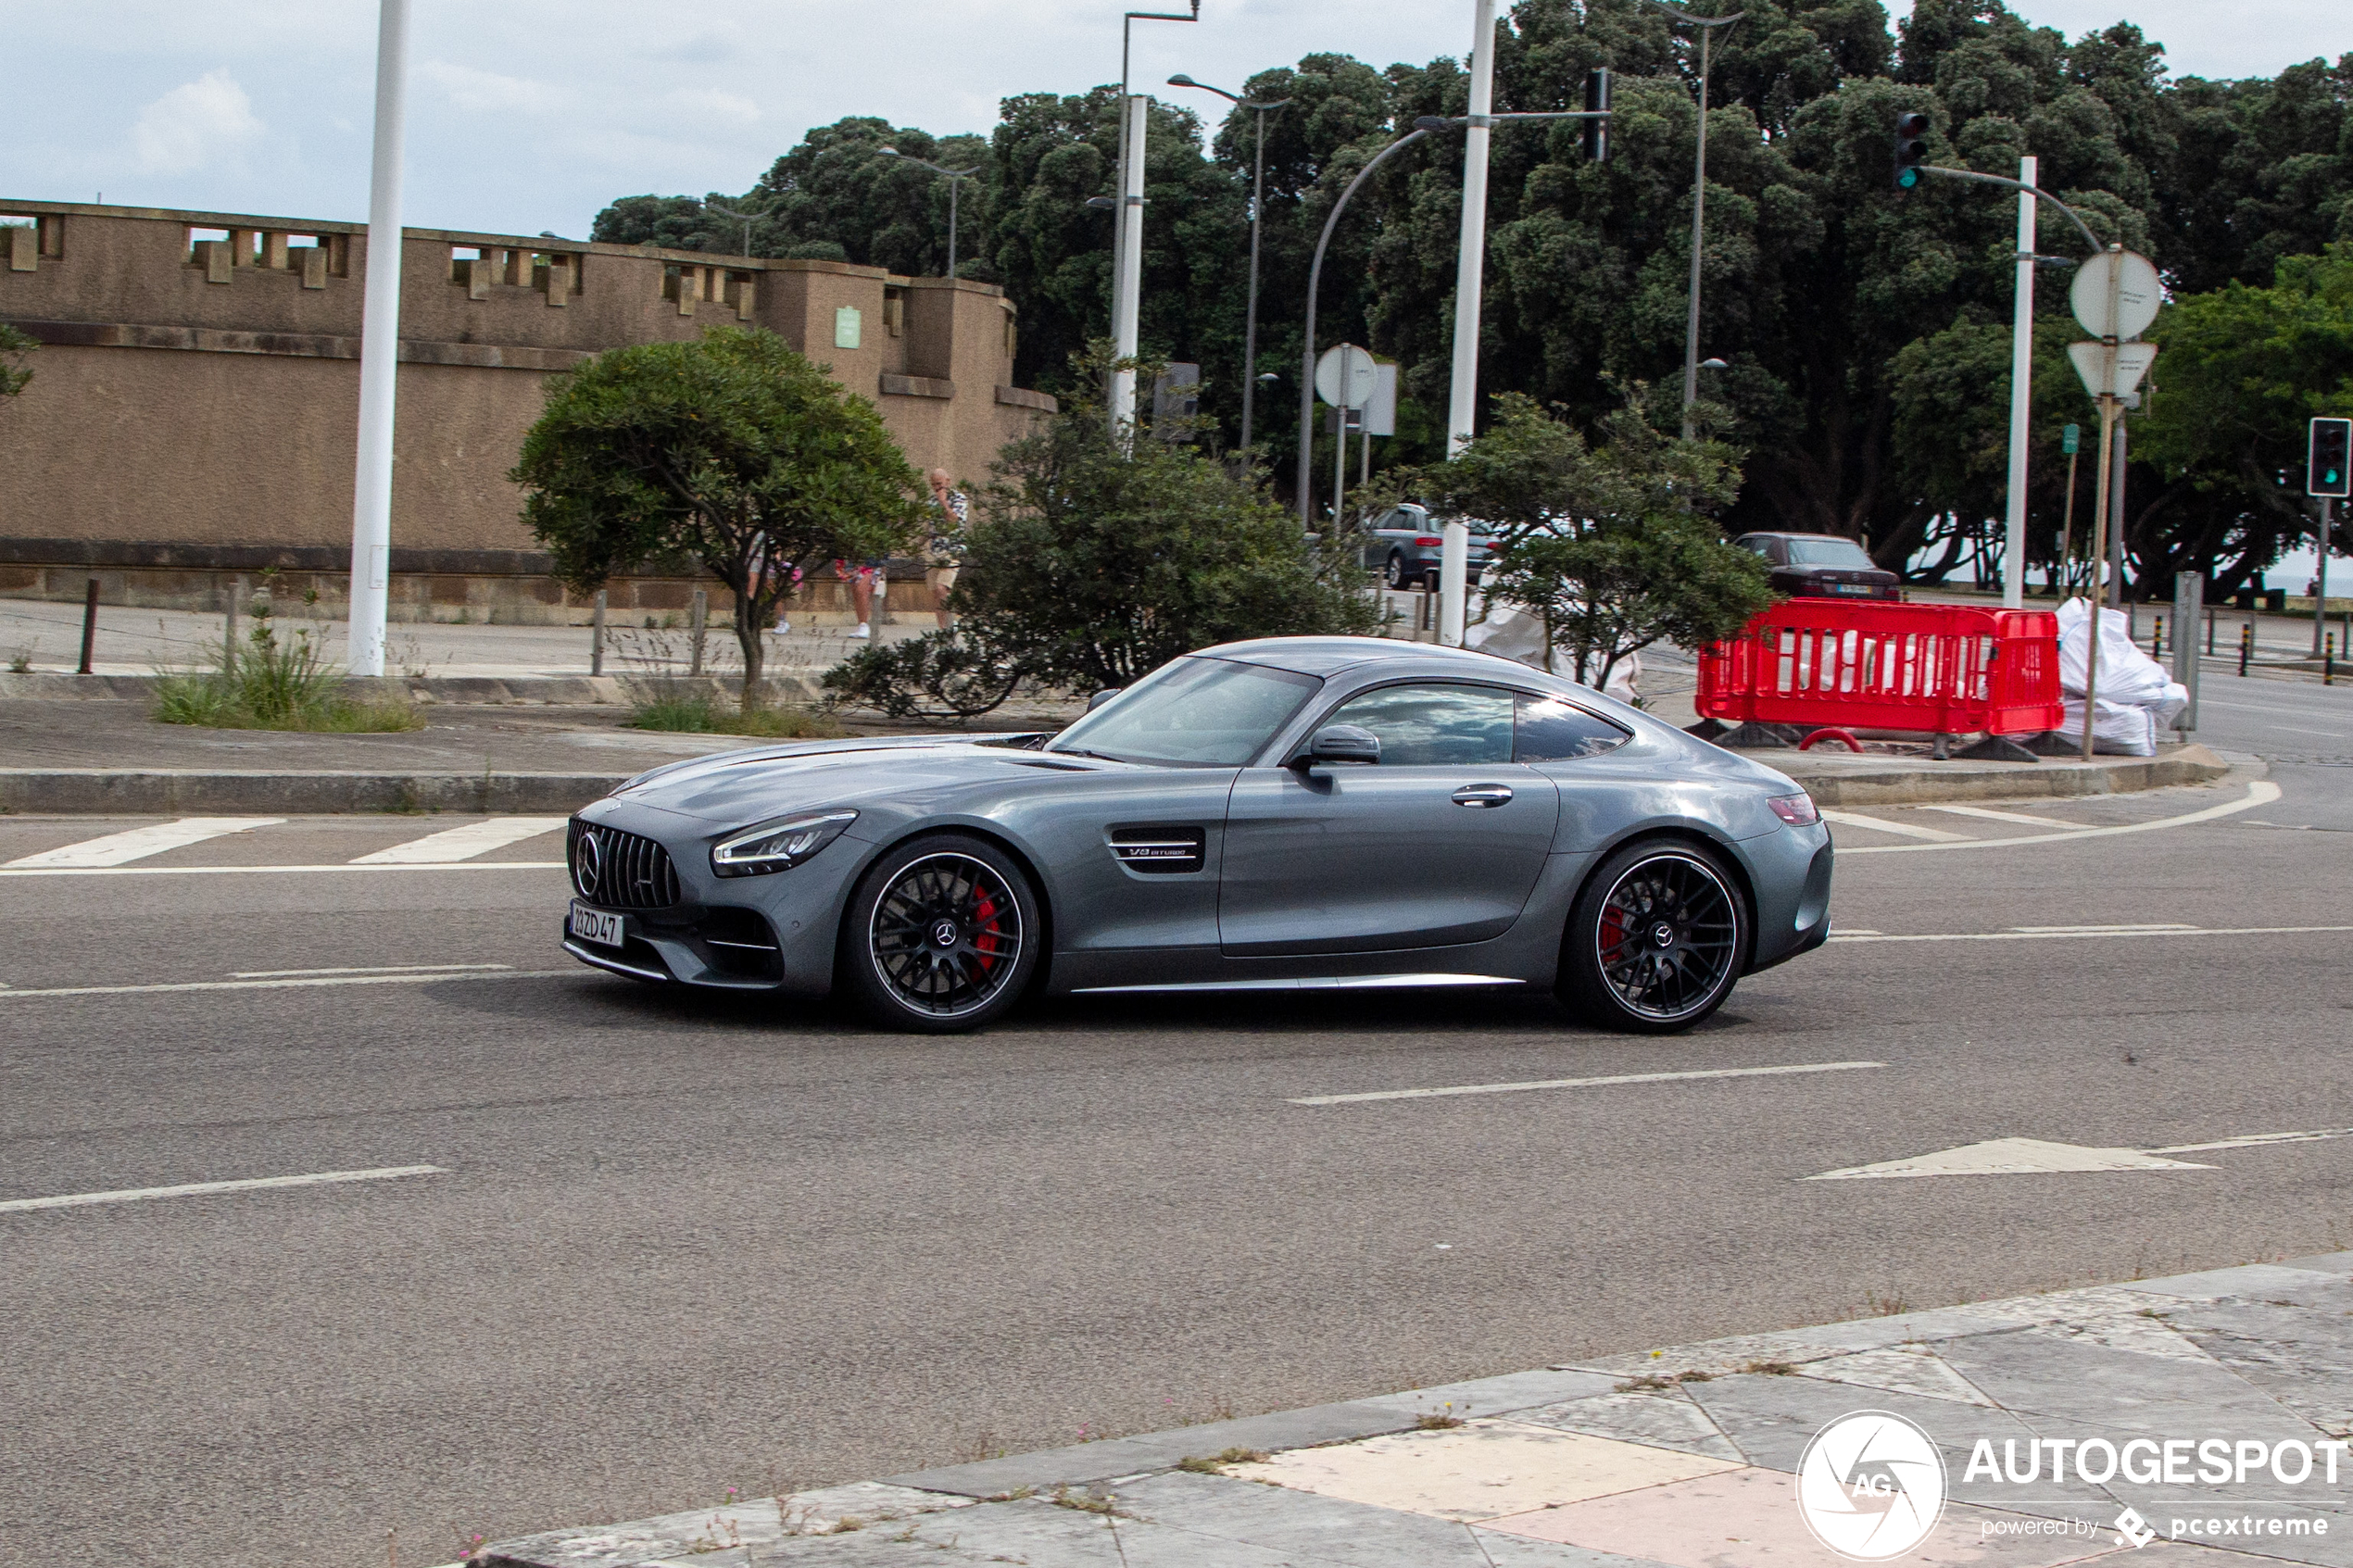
<box><xmin>478</xmin><ymin>1251</ymin><xmax>2353</xmax><ymax>1566</ymax></box>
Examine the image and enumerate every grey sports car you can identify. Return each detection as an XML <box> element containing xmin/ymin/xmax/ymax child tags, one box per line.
<box><xmin>562</xmin><ymin>636</ymin><xmax>1833</xmax><ymax>1034</ymax></box>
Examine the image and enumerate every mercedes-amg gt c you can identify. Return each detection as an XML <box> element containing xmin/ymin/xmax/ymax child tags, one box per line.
<box><xmin>562</xmin><ymin>636</ymin><xmax>1831</xmax><ymax>1033</ymax></box>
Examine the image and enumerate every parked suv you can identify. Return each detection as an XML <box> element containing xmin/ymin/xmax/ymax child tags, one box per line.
<box><xmin>1732</xmin><ymin>532</ymin><xmax>1902</xmax><ymax>601</ymax></box>
<box><xmin>1356</xmin><ymin>504</ymin><xmax>1498</xmax><ymax>590</ymax></box>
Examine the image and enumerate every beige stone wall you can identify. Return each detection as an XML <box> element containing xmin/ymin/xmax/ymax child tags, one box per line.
<box><xmin>0</xmin><ymin>199</ymin><xmax>1053</xmax><ymax>581</ymax></box>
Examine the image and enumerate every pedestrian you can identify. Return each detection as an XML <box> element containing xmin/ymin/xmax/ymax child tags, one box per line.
<box><xmin>925</xmin><ymin>467</ymin><xmax>970</xmax><ymax>631</ymax></box>
<box><xmin>830</xmin><ymin>555</ymin><xmax>885</xmax><ymax>639</ymax></box>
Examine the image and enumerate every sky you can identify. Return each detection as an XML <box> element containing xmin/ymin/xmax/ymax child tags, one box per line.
<box><xmin>2</xmin><ymin>0</ymin><xmax>2347</xmax><ymax>244</ymax></box>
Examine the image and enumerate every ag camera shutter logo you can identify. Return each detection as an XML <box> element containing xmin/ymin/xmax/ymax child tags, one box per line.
<box><xmin>1795</xmin><ymin>1411</ymin><xmax>1949</xmax><ymax>1560</ymax></box>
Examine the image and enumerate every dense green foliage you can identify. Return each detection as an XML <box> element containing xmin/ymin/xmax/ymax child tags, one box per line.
<box><xmin>510</xmin><ymin>327</ymin><xmax>929</xmax><ymax>706</ymax></box>
<box><xmin>0</xmin><ymin>321</ymin><xmax>34</xmax><ymax>401</ymax></box>
<box><xmin>598</xmin><ymin>2</ymin><xmax>2353</xmax><ymax>598</ymax></box>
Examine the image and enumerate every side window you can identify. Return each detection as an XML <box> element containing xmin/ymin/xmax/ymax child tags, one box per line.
<box><xmin>1516</xmin><ymin>693</ymin><xmax>1630</xmax><ymax>762</ymax></box>
<box><xmin>1324</xmin><ymin>684</ymin><xmax>1514</xmax><ymax>765</ymax></box>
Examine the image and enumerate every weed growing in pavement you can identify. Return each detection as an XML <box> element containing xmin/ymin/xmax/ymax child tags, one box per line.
<box><xmin>153</xmin><ymin>590</ymin><xmax>420</xmax><ymax>732</ymax></box>
<box><xmin>1414</xmin><ymin>1411</ymin><xmax>1466</xmax><ymax>1430</ymax></box>
<box><xmin>1175</xmin><ymin>1448</ymin><xmax>1271</xmax><ymax>1474</ymax></box>
<box><xmin>1050</xmin><ymin>1486</ymin><xmax>1125</xmax><ymax>1517</ymax></box>
<box><xmin>614</xmin><ymin>627</ymin><xmax>844</xmax><ymax>738</ymax></box>
<box><xmin>6</xmin><ymin>644</ymin><xmax>31</xmax><ymax>673</ymax></box>
<box><xmin>1865</xmin><ymin>1289</ymin><xmax>1911</xmax><ymax>1317</ymax></box>
<box><xmin>1740</xmin><ymin>1360</ymin><xmax>1798</xmax><ymax>1376</ymax></box>
<box><xmin>1615</xmin><ymin>1370</ymin><xmax>1715</xmax><ymax>1392</ymax></box>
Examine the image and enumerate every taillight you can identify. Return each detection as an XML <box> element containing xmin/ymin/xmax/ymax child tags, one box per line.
<box><xmin>1768</xmin><ymin>794</ymin><xmax>1820</xmax><ymax>827</ymax></box>
<box><xmin>1414</xmin><ymin>535</ymin><xmax>1443</xmax><ymax>546</ymax></box>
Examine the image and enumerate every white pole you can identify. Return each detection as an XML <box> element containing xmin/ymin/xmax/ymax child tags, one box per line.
<box><xmin>2001</xmin><ymin>154</ymin><xmax>2035</xmax><ymax>609</ymax></box>
<box><xmin>1109</xmin><ymin>94</ymin><xmax>1149</xmax><ymax>433</ymax></box>
<box><xmin>347</xmin><ymin>0</ymin><xmax>410</xmax><ymax>679</ymax></box>
<box><xmin>1440</xmin><ymin>0</ymin><xmax>1497</xmax><ymax>647</ymax></box>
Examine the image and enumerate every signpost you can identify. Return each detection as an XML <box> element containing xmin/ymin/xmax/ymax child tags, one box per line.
<box><xmin>1316</xmin><ymin>344</ymin><xmax>1377</xmax><ymax>526</ymax></box>
<box><xmin>2057</xmin><ymin>422</ymin><xmax>2081</xmax><ymax>596</ymax></box>
<box><xmin>2067</xmin><ymin>244</ymin><xmax>2161</xmax><ymax>761</ymax></box>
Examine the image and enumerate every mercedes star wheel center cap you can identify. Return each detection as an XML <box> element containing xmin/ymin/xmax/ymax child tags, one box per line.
<box><xmin>932</xmin><ymin>919</ymin><xmax>960</xmax><ymax>947</ymax></box>
<box><xmin>1651</xmin><ymin>922</ymin><xmax>1677</xmax><ymax>949</ymax></box>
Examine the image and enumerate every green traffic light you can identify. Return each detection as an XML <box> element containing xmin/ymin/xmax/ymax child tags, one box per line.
<box><xmin>1897</xmin><ymin>169</ymin><xmax>1918</xmax><ymax>188</ymax></box>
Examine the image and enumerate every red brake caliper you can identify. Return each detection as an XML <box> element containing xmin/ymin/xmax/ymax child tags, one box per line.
<box><xmin>971</xmin><ymin>892</ymin><xmax>999</xmax><ymax>969</ymax></box>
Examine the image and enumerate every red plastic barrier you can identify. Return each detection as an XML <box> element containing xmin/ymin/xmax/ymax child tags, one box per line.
<box><xmin>1697</xmin><ymin>601</ymin><xmax>2063</xmax><ymax>738</ymax></box>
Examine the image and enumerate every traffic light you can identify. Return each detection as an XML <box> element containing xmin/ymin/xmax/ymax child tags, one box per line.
<box><xmin>2312</xmin><ymin>417</ymin><xmax>2352</xmax><ymax>498</ymax></box>
<box><xmin>1582</xmin><ymin>69</ymin><xmax>1612</xmax><ymax>163</ymax></box>
<box><xmin>1893</xmin><ymin>112</ymin><xmax>1931</xmax><ymax>190</ymax></box>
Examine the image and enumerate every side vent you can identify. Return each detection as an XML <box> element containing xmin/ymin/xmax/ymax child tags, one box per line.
<box><xmin>1109</xmin><ymin>826</ymin><xmax>1205</xmax><ymax>874</ymax></box>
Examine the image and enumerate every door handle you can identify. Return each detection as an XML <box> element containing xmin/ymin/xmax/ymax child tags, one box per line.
<box><xmin>1451</xmin><ymin>784</ymin><xmax>1514</xmax><ymax>808</ymax></box>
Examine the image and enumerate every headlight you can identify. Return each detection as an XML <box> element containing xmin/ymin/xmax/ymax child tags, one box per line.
<box><xmin>711</xmin><ymin>809</ymin><xmax>858</xmax><ymax>877</ymax></box>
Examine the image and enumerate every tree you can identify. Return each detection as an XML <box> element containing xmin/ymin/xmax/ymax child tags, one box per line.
<box><xmin>511</xmin><ymin>327</ymin><xmax>928</xmax><ymax>709</ymax></box>
<box><xmin>0</xmin><ymin>322</ymin><xmax>33</xmax><ymax>403</ymax></box>
<box><xmin>1387</xmin><ymin>391</ymin><xmax>1769</xmax><ymax>686</ymax></box>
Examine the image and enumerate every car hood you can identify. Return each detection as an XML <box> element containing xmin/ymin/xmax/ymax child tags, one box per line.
<box><xmin>606</xmin><ymin>734</ymin><xmax>1101</xmax><ymax>825</ymax></box>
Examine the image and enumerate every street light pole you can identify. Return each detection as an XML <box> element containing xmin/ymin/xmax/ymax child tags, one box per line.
<box><xmin>702</xmin><ymin>199</ymin><xmax>754</xmax><ymax>257</ymax></box>
<box><xmin>1999</xmin><ymin>154</ymin><xmax>2036</xmax><ymax>608</ymax></box>
<box><xmin>1440</xmin><ymin>0</ymin><xmax>1499</xmax><ymax>646</ymax></box>
<box><xmin>879</xmin><ymin>149</ymin><xmax>979</xmax><ymax>276</ymax></box>
<box><xmin>1169</xmin><ymin>75</ymin><xmax>1290</xmax><ymax>453</ymax></box>
<box><xmin>1112</xmin><ymin>4</ymin><xmax>1200</xmax><ymax>433</ymax></box>
<box><xmin>1646</xmin><ymin>0</ymin><xmax>1743</xmax><ymax>440</ymax></box>
<box><xmin>348</xmin><ymin>0</ymin><xmax>411</xmax><ymax>679</ymax></box>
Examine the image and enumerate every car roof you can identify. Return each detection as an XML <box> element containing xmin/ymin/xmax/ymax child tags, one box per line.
<box><xmin>1737</xmin><ymin>531</ymin><xmax>1858</xmax><ymax>544</ymax></box>
<box><xmin>1198</xmin><ymin>635</ymin><xmax>1572</xmax><ymax>685</ymax></box>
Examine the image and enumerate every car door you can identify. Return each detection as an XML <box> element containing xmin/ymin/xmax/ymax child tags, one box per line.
<box><xmin>1358</xmin><ymin>508</ymin><xmax>1398</xmax><ymax>570</ymax></box>
<box><xmin>1218</xmin><ymin>681</ymin><xmax>1561</xmax><ymax>957</ymax></box>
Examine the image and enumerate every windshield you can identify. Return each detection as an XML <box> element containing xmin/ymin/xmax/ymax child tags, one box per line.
<box><xmin>1048</xmin><ymin>657</ymin><xmax>1320</xmax><ymax>766</ymax></box>
<box><xmin>1784</xmin><ymin>537</ymin><xmax>1875</xmax><ymax>568</ymax></box>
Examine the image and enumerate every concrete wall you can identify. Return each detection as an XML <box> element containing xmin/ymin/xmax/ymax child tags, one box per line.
<box><xmin>0</xmin><ymin>199</ymin><xmax>1051</xmax><ymax>609</ymax></box>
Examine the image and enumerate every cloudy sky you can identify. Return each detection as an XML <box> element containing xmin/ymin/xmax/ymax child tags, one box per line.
<box><xmin>2</xmin><ymin>0</ymin><xmax>2346</xmax><ymax>242</ymax></box>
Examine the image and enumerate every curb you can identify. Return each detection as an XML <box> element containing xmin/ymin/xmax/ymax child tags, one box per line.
<box><xmin>0</xmin><ymin>770</ymin><xmax>626</xmax><ymax>816</ymax></box>
<box><xmin>1781</xmin><ymin>743</ymin><xmax>2230</xmax><ymax>807</ymax></box>
<box><xmin>0</xmin><ymin>671</ymin><xmax>824</xmax><ymax>706</ymax></box>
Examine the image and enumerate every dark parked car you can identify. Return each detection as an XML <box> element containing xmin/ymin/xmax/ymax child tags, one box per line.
<box><xmin>1733</xmin><ymin>533</ymin><xmax>1902</xmax><ymax>601</ymax></box>
<box><xmin>1356</xmin><ymin>504</ymin><xmax>1498</xmax><ymax>590</ymax></box>
<box><xmin>562</xmin><ymin>637</ymin><xmax>1833</xmax><ymax>1035</ymax></box>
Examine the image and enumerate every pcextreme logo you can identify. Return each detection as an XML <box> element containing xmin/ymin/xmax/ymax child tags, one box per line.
<box><xmin>1795</xmin><ymin>1411</ymin><xmax>1949</xmax><ymax>1561</ymax></box>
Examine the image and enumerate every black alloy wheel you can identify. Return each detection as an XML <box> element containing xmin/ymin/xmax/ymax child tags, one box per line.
<box><xmin>841</xmin><ymin>834</ymin><xmax>1038</xmax><ymax>1032</ymax></box>
<box><xmin>1558</xmin><ymin>839</ymin><xmax>1749</xmax><ymax>1033</ymax></box>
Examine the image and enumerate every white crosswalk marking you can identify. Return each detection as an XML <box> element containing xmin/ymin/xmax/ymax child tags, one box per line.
<box><xmin>1818</xmin><ymin>809</ymin><xmax>1967</xmax><ymax>842</ymax></box>
<box><xmin>1919</xmin><ymin>803</ymin><xmax>2080</xmax><ymax>829</ymax></box>
<box><xmin>3</xmin><ymin>817</ymin><xmax>284</xmax><ymax>869</ymax></box>
<box><xmin>350</xmin><ymin>817</ymin><xmax>568</xmax><ymax>865</ymax></box>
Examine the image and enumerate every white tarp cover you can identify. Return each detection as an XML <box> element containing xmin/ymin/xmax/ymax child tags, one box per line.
<box><xmin>1464</xmin><ymin>596</ymin><xmax>1641</xmax><ymax>704</ymax></box>
<box><xmin>2055</xmin><ymin>597</ymin><xmax>2187</xmax><ymax>755</ymax></box>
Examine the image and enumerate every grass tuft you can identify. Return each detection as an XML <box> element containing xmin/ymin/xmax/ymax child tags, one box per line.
<box><xmin>629</xmin><ymin>687</ymin><xmax>846</xmax><ymax>738</ymax></box>
<box><xmin>153</xmin><ymin>606</ymin><xmax>420</xmax><ymax>732</ymax></box>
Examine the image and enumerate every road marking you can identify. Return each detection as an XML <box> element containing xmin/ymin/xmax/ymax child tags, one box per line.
<box><xmin>2271</xmin><ymin>725</ymin><xmax>2348</xmax><ymax>737</ymax></box>
<box><xmin>0</xmin><ymin>860</ymin><xmax>565</xmax><ymax>879</ymax></box>
<box><xmin>2009</xmin><ymin>922</ymin><xmax>2197</xmax><ymax>932</ymax></box>
<box><xmin>1919</xmin><ymin>803</ymin><xmax>2080</xmax><ymax>829</ymax></box>
<box><xmin>1819</xmin><ymin>809</ymin><xmax>1967</xmax><ymax>842</ymax></box>
<box><xmin>0</xmin><ymin>1165</ymin><xmax>446</xmax><ymax>1215</ymax></box>
<box><xmin>1827</xmin><ymin>923</ymin><xmax>2353</xmax><ymax>945</ymax></box>
<box><xmin>1841</xmin><ymin>780</ymin><xmax>2281</xmax><ymax>854</ymax></box>
<box><xmin>0</xmin><ymin>970</ymin><xmax>571</xmax><ymax>1000</ymax></box>
<box><xmin>2200</xmin><ymin>697</ymin><xmax>2353</xmax><ymax>717</ymax></box>
<box><xmin>1290</xmin><ymin>1060</ymin><xmax>1882</xmax><ymax>1107</ymax></box>
<box><xmin>1810</xmin><ymin>1126</ymin><xmax>2353</xmax><ymax>1179</ymax></box>
<box><xmin>350</xmin><ymin>817</ymin><xmax>569</xmax><ymax>864</ymax></box>
<box><xmin>229</xmin><ymin>963</ymin><xmax>514</xmax><ymax>979</ymax></box>
<box><xmin>2</xmin><ymin>817</ymin><xmax>283</xmax><ymax>869</ymax></box>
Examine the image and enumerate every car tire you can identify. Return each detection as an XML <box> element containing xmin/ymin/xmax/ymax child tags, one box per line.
<box><xmin>1557</xmin><ymin>837</ymin><xmax>1751</xmax><ymax>1034</ymax></box>
<box><xmin>1383</xmin><ymin>553</ymin><xmax>1409</xmax><ymax>589</ymax></box>
<box><xmin>839</xmin><ymin>833</ymin><xmax>1041</xmax><ymax>1033</ymax></box>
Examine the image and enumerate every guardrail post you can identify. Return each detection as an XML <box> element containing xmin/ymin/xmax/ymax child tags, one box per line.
<box><xmin>591</xmin><ymin>589</ymin><xmax>607</xmax><ymax>677</ymax></box>
<box><xmin>76</xmin><ymin>578</ymin><xmax>99</xmax><ymax>675</ymax></box>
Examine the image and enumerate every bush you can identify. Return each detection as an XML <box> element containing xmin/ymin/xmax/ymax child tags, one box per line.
<box><xmin>821</xmin><ymin>630</ymin><xmax>1021</xmax><ymax>721</ymax></box>
<box><xmin>627</xmin><ymin>682</ymin><xmax>846</xmax><ymax>738</ymax></box>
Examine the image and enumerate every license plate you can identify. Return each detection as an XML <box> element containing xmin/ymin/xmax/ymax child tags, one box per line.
<box><xmin>569</xmin><ymin>901</ymin><xmax>624</xmax><ymax>948</ymax></box>
<box><xmin>1832</xmin><ymin>582</ymin><xmax>1872</xmax><ymax>595</ymax></box>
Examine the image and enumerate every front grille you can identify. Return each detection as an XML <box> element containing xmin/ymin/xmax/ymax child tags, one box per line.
<box><xmin>569</xmin><ymin>821</ymin><xmax>682</xmax><ymax>909</ymax></box>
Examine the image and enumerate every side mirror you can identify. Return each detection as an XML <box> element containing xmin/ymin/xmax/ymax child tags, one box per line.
<box><xmin>1295</xmin><ymin>723</ymin><xmax>1380</xmax><ymax>769</ymax></box>
<box><xmin>1086</xmin><ymin>688</ymin><xmax>1122</xmax><ymax>712</ymax></box>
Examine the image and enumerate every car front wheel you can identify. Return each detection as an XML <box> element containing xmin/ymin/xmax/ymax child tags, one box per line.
<box><xmin>1558</xmin><ymin>838</ymin><xmax>1749</xmax><ymax>1033</ymax></box>
<box><xmin>840</xmin><ymin>834</ymin><xmax>1040</xmax><ymax>1033</ymax></box>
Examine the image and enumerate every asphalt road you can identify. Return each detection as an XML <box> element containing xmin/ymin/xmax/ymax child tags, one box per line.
<box><xmin>2</xmin><ymin>674</ymin><xmax>2348</xmax><ymax>1568</ymax></box>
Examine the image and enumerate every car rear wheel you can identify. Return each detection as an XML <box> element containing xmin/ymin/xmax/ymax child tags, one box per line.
<box><xmin>1558</xmin><ymin>838</ymin><xmax>1749</xmax><ymax>1034</ymax></box>
<box><xmin>1383</xmin><ymin>552</ymin><xmax>1409</xmax><ymax>589</ymax></box>
<box><xmin>840</xmin><ymin>834</ymin><xmax>1039</xmax><ymax>1033</ymax></box>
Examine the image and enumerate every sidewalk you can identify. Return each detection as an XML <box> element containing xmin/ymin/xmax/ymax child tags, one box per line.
<box><xmin>477</xmin><ymin>1252</ymin><xmax>2353</xmax><ymax>1568</ymax></box>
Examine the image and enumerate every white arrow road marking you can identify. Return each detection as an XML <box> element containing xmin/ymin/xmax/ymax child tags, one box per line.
<box><xmin>1840</xmin><ymin>781</ymin><xmax>2281</xmax><ymax>854</ymax></box>
<box><xmin>1290</xmin><ymin>1060</ymin><xmax>1883</xmax><ymax>1107</ymax></box>
<box><xmin>1809</xmin><ymin>1127</ymin><xmax>2353</xmax><ymax>1179</ymax></box>
<box><xmin>0</xmin><ymin>1165</ymin><xmax>446</xmax><ymax>1214</ymax></box>
<box><xmin>1919</xmin><ymin>803</ymin><xmax>2082</xmax><ymax>829</ymax></box>
<box><xmin>1827</xmin><ymin>923</ymin><xmax>2353</xmax><ymax>945</ymax></box>
<box><xmin>3</xmin><ymin>817</ymin><xmax>283</xmax><ymax>868</ymax></box>
<box><xmin>1819</xmin><ymin>809</ymin><xmax>1968</xmax><ymax>841</ymax></box>
<box><xmin>0</xmin><ymin>970</ymin><xmax>571</xmax><ymax>1000</ymax></box>
<box><xmin>350</xmin><ymin>817</ymin><xmax>569</xmax><ymax>864</ymax></box>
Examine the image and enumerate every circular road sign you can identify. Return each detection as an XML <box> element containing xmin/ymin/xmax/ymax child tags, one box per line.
<box><xmin>1315</xmin><ymin>344</ymin><xmax>1378</xmax><ymax>409</ymax></box>
<box><xmin>2070</xmin><ymin>250</ymin><xmax>2162</xmax><ymax>341</ymax></box>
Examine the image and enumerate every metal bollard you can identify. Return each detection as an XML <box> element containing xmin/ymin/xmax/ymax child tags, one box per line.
<box><xmin>2152</xmin><ymin>615</ymin><xmax>2163</xmax><ymax>659</ymax></box>
<box><xmin>591</xmin><ymin>590</ymin><xmax>607</xmax><ymax>677</ymax></box>
<box><xmin>76</xmin><ymin>577</ymin><xmax>100</xmax><ymax>675</ymax></box>
<box><xmin>2238</xmin><ymin>621</ymin><xmax>2253</xmax><ymax>677</ymax></box>
<box><xmin>2207</xmin><ymin>606</ymin><xmax>2216</xmax><ymax>656</ymax></box>
<box><xmin>689</xmin><ymin>588</ymin><xmax>707</xmax><ymax>676</ymax></box>
<box><xmin>223</xmin><ymin>576</ymin><xmax>245</xmax><ymax>676</ymax></box>
<box><xmin>2328</xmin><ymin>631</ymin><xmax>2337</xmax><ymax>687</ymax></box>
